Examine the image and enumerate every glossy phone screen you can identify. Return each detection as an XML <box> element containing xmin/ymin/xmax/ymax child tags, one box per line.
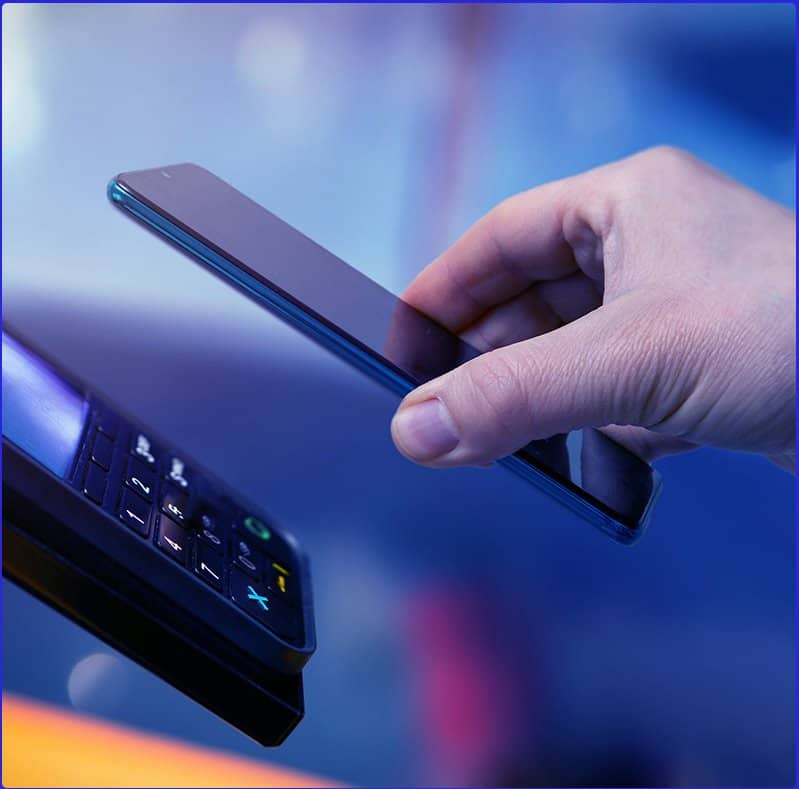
<box><xmin>115</xmin><ymin>164</ymin><xmax>656</xmax><ymax>532</ymax></box>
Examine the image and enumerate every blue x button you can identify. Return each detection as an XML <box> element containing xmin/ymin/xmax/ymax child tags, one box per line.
<box><xmin>247</xmin><ymin>584</ymin><xmax>269</xmax><ymax>611</ymax></box>
<box><xmin>229</xmin><ymin>568</ymin><xmax>298</xmax><ymax>641</ymax></box>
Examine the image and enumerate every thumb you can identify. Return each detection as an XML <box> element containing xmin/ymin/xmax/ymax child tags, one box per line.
<box><xmin>391</xmin><ymin>293</ymin><xmax>681</xmax><ymax>467</ymax></box>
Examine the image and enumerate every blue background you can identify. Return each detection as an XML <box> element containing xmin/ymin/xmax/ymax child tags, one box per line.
<box><xmin>2</xmin><ymin>4</ymin><xmax>795</xmax><ymax>786</ymax></box>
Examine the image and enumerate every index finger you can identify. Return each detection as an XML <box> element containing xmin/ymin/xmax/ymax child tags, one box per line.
<box><xmin>402</xmin><ymin>171</ymin><xmax>607</xmax><ymax>333</ymax></box>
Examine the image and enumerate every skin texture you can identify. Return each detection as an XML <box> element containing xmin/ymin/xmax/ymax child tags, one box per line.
<box><xmin>390</xmin><ymin>147</ymin><xmax>796</xmax><ymax>474</ymax></box>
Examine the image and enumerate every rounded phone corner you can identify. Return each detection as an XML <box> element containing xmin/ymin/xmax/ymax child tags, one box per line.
<box><xmin>106</xmin><ymin>178</ymin><xmax>126</xmax><ymax>204</ymax></box>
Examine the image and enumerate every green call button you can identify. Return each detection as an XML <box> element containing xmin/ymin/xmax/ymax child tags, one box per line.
<box><xmin>243</xmin><ymin>515</ymin><xmax>271</xmax><ymax>541</ymax></box>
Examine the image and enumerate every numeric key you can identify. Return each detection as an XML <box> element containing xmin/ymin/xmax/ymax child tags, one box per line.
<box><xmin>195</xmin><ymin>544</ymin><xmax>224</xmax><ymax>589</ymax></box>
<box><xmin>157</xmin><ymin>515</ymin><xmax>191</xmax><ymax>564</ymax></box>
<box><xmin>124</xmin><ymin>459</ymin><xmax>156</xmax><ymax>501</ymax></box>
<box><xmin>161</xmin><ymin>487</ymin><xmax>190</xmax><ymax>522</ymax></box>
<box><xmin>118</xmin><ymin>489</ymin><xmax>150</xmax><ymax>536</ymax></box>
<box><xmin>130</xmin><ymin>432</ymin><xmax>158</xmax><ymax>466</ymax></box>
<box><xmin>164</xmin><ymin>456</ymin><xmax>192</xmax><ymax>490</ymax></box>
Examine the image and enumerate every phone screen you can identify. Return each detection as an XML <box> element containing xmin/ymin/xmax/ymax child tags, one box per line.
<box><xmin>116</xmin><ymin>164</ymin><xmax>656</xmax><ymax>531</ymax></box>
<box><xmin>2</xmin><ymin>332</ymin><xmax>89</xmax><ymax>478</ymax></box>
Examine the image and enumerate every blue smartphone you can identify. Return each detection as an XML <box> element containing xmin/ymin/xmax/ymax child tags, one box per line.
<box><xmin>3</xmin><ymin>327</ymin><xmax>315</xmax><ymax>745</ymax></box>
<box><xmin>108</xmin><ymin>164</ymin><xmax>661</xmax><ymax>545</ymax></box>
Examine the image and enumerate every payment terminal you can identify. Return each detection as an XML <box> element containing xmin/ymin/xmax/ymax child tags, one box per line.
<box><xmin>2</xmin><ymin>327</ymin><xmax>316</xmax><ymax>746</ymax></box>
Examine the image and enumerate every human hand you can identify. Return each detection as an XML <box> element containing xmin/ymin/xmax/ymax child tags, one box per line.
<box><xmin>390</xmin><ymin>147</ymin><xmax>796</xmax><ymax>473</ymax></box>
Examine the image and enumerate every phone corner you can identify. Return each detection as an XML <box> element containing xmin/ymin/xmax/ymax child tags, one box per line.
<box><xmin>106</xmin><ymin>177</ymin><xmax>125</xmax><ymax>204</ymax></box>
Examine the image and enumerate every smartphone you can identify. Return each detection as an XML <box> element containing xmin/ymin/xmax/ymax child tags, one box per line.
<box><xmin>108</xmin><ymin>164</ymin><xmax>661</xmax><ymax>545</ymax></box>
<box><xmin>2</xmin><ymin>327</ymin><xmax>315</xmax><ymax>746</ymax></box>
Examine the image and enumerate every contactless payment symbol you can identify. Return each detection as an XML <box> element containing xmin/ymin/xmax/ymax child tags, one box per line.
<box><xmin>247</xmin><ymin>585</ymin><xmax>269</xmax><ymax>611</ymax></box>
<box><xmin>243</xmin><ymin>515</ymin><xmax>271</xmax><ymax>541</ymax></box>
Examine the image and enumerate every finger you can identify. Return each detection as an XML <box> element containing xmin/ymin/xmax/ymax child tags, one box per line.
<box><xmin>598</xmin><ymin>425</ymin><xmax>697</xmax><ymax>463</ymax></box>
<box><xmin>460</xmin><ymin>272</ymin><xmax>601</xmax><ymax>352</ymax></box>
<box><xmin>402</xmin><ymin>171</ymin><xmax>610</xmax><ymax>334</ymax></box>
<box><xmin>391</xmin><ymin>293</ymin><xmax>682</xmax><ymax>467</ymax></box>
<box><xmin>459</xmin><ymin>286</ymin><xmax>562</xmax><ymax>352</ymax></box>
<box><xmin>536</xmin><ymin>270</ymin><xmax>603</xmax><ymax>323</ymax></box>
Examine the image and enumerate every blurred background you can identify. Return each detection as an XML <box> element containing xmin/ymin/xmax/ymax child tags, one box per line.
<box><xmin>2</xmin><ymin>3</ymin><xmax>795</xmax><ymax>786</ymax></box>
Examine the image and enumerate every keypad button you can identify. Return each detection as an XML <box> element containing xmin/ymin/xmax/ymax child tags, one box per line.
<box><xmin>236</xmin><ymin>513</ymin><xmax>273</xmax><ymax>544</ymax></box>
<box><xmin>197</xmin><ymin>509</ymin><xmax>225</xmax><ymax>536</ymax></box>
<box><xmin>83</xmin><ymin>462</ymin><xmax>107</xmax><ymax>505</ymax></box>
<box><xmin>198</xmin><ymin>527</ymin><xmax>225</xmax><ymax>553</ymax></box>
<box><xmin>234</xmin><ymin>535</ymin><xmax>257</xmax><ymax>558</ymax></box>
<box><xmin>95</xmin><ymin>411</ymin><xmax>119</xmax><ymax>439</ymax></box>
<box><xmin>232</xmin><ymin>535</ymin><xmax>263</xmax><ymax>575</ymax></box>
<box><xmin>228</xmin><ymin>568</ymin><xmax>299</xmax><ymax>641</ymax></box>
<box><xmin>118</xmin><ymin>489</ymin><xmax>150</xmax><ymax>536</ymax></box>
<box><xmin>200</xmin><ymin>512</ymin><xmax>216</xmax><ymax>530</ymax></box>
<box><xmin>157</xmin><ymin>515</ymin><xmax>191</xmax><ymax>564</ymax></box>
<box><xmin>91</xmin><ymin>432</ymin><xmax>114</xmax><ymax>471</ymax></box>
<box><xmin>130</xmin><ymin>432</ymin><xmax>158</xmax><ymax>466</ymax></box>
<box><xmin>234</xmin><ymin>550</ymin><xmax>262</xmax><ymax>578</ymax></box>
<box><xmin>164</xmin><ymin>456</ymin><xmax>191</xmax><ymax>490</ymax></box>
<box><xmin>124</xmin><ymin>459</ymin><xmax>156</xmax><ymax>502</ymax></box>
<box><xmin>264</xmin><ymin>557</ymin><xmax>299</xmax><ymax>607</ymax></box>
<box><xmin>192</xmin><ymin>505</ymin><xmax>231</xmax><ymax>546</ymax></box>
<box><xmin>161</xmin><ymin>487</ymin><xmax>190</xmax><ymax>522</ymax></box>
<box><xmin>195</xmin><ymin>544</ymin><xmax>224</xmax><ymax>590</ymax></box>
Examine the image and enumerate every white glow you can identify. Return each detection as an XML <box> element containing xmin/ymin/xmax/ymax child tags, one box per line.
<box><xmin>67</xmin><ymin>652</ymin><xmax>129</xmax><ymax>713</ymax></box>
<box><xmin>235</xmin><ymin>18</ymin><xmax>308</xmax><ymax>97</ymax></box>
<box><xmin>2</xmin><ymin>4</ymin><xmax>44</xmax><ymax>157</ymax></box>
<box><xmin>233</xmin><ymin>16</ymin><xmax>339</xmax><ymax>143</ymax></box>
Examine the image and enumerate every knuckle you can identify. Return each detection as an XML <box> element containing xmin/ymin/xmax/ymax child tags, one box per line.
<box><xmin>609</xmin><ymin>145</ymin><xmax>700</xmax><ymax>218</ymax></box>
<box><xmin>636</xmin><ymin>145</ymin><xmax>698</xmax><ymax>176</ymax></box>
<box><xmin>648</xmin><ymin>143</ymin><xmax>691</xmax><ymax>162</ymax></box>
